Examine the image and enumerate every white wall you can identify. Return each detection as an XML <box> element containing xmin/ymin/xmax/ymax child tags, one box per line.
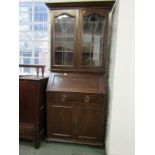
<box><xmin>106</xmin><ymin>0</ymin><xmax>135</xmax><ymax>155</ymax></box>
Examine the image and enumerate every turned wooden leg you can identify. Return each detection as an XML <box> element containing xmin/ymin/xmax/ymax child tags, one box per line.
<box><xmin>41</xmin><ymin>67</ymin><xmax>44</xmax><ymax>78</ymax></box>
<box><xmin>36</xmin><ymin>68</ymin><xmax>39</xmax><ymax>78</ymax></box>
<box><xmin>34</xmin><ymin>138</ymin><xmax>40</xmax><ymax>149</ymax></box>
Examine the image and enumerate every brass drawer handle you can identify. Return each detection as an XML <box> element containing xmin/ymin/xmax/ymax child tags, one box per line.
<box><xmin>60</xmin><ymin>94</ymin><xmax>67</xmax><ymax>102</ymax></box>
<box><xmin>84</xmin><ymin>95</ymin><xmax>90</xmax><ymax>103</ymax></box>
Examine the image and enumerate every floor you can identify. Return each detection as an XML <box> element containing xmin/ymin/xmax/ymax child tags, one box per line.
<box><xmin>19</xmin><ymin>141</ymin><xmax>105</xmax><ymax>155</ymax></box>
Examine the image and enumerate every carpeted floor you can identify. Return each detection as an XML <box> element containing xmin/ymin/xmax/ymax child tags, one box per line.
<box><xmin>19</xmin><ymin>141</ymin><xmax>105</xmax><ymax>155</ymax></box>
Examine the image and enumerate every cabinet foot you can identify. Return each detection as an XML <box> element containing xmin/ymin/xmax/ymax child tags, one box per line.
<box><xmin>34</xmin><ymin>139</ymin><xmax>40</xmax><ymax>149</ymax></box>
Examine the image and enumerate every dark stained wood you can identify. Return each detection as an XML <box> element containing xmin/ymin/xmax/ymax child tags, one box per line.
<box><xmin>19</xmin><ymin>64</ymin><xmax>45</xmax><ymax>68</ymax></box>
<box><xmin>49</xmin><ymin>68</ymin><xmax>105</xmax><ymax>74</ymax></box>
<box><xmin>46</xmin><ymin>72</ymin><xmax>107</xmax><ymax>146</ymax></box>
<box><xmin>46</xmin><ymin>1</ymin><xmax>115</xmax><ymax>147</ymax></box>
<box><xmin>76</xmin><ymin>104</ymin><xmax>104</xmax><ymax>143</ymax></box>
<box><xmin>47</xmin><ymin>103</ymin><xmax>74</xmax><ymax>139</ymax></box>
<box><xmin>47</xmin><ymin>92</ymin><xmax>103</xmax><ymax>104</ymax></box>
<box><xmin>46</xmin><ymin>72</ymin><xmax>106</xmax><ymax>94</ymax></box>
<box><xmin>47</xmin><ymin>93</ymin><xmax>106</xmax><ymax>146</ymax></box>
<box><xmin>19</xmin><ymin>76</ymin><xmax>48</xmax><ymax>148</ymax></box>
<box><xmin>45</xmin><ymin>1</ymin><xmax>115</xmax><ymax>10</ymax></box>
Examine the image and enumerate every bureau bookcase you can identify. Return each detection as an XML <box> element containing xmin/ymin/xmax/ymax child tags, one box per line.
<box><xmin>45</xmin><ymin>1</ymin><xmax>115</xmax><ymax>147</ymax></box>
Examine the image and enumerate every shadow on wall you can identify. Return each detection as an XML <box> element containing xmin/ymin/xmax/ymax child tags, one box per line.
<box><xmin>105</xmin><ymin>0</ymin><xmax>119</xmax><ymax>154</ymax></box>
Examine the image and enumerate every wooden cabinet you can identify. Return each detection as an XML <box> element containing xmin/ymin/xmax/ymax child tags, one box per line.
<box><xmin>47</xmin><ymin>93</ymin><xmax>105</xmax><ymax>146</ymax></box>
<box><xmin>45</xmin><ymin>1</ymin><xmax>115</xmax><ymax>147</ymax></box>
<box><xmin>19</xmin><ymin>76</ymin><xmax>48</xmax><ymax>148</ymax></box>
<box><xmin>46</xmin><ymin>73</ymin><xmax>106</xmax><ymax>146</ymax></box>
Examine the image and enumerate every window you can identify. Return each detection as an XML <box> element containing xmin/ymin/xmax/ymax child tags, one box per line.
<box><xmin>19</xmin><ymin>0</ymin><xmax>49</xmax><ymax>75</ymax></box>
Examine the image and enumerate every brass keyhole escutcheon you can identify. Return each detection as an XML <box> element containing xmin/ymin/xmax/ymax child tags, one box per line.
<box><xmin>84</xmin><ymin>95</ymin><xmax>90</xmax><ymax>103</ymax></box>
<box><xmin>60</xmin><ymin>94</ymin><xmax>67</xmax><ymax>102</ymax></box>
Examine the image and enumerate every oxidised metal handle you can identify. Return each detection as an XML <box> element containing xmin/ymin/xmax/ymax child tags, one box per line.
<box><xmin>60</xmin><ymin>94</ymin><xmax>67</xmax><ymax>102</ymax></box>
<box><xmin>84</xmin><ymin>95</ymin><xmax>90</xmax><ymax>103</ymax></box>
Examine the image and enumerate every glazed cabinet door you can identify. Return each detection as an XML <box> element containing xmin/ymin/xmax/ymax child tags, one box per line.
<box><xmin>79</xmin><ymin>8</ymin><xmax>109</xmax><ymax>71</ymax></box>
<box><xmin>51</xmin><ymin>10</ymin><xmax>78</xmax><ymax>68</ymax></box>
<box><xmin>76</xmin><ymin>104</ymin><xmax>104</xmax><ymax>144</ymax></box>
<box><xmin>47</xmin><ymin>102</ymin><xmax>74</xmax><ymax>140</ymax></box>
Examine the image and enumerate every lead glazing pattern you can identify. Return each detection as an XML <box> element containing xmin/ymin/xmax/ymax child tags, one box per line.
<box><xmin>55</xmin><ymin>15</ymin><xmax>75</xmax><ymax>66</ymax></box>
<box><xmin>82</xmin><ymin>14</ymin><xmax>105</xmax><ymax>67</ymax></box>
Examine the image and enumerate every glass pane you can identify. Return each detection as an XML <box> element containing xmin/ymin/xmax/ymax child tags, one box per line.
<box><xmin>20</xmin><ymin>49</ymin><xmax>32</xmax><ymax>61</ymax></box>
<box><xmin>19</xmin><ymin>12</ymin><xmax>32</xmax><ymax>23</ymax></box>
<box><xmin>19</xmin><ymin>2</ymin><xmax>32</xmax><ymax>13</ymax></box>
<box><xmin>34</xmin><ymin>32</ymin><xmax>48</xmax><ymax>40</ymax></box>
<box><xmin>20</xmin><ymin>32</ymin><xmax>34</xmax><ymax>40</ymax></box>
<box><xmin>34</xmin><ymin>2</ymin><xmax>48</xmax><ymax>12</ymax></box>
<box><xmin>20</xmin><ymin>41</ymin><xmax>33</xmax><ymax>49</ymax></box>
<box><xmin>19</xmin><ymin>24</ymin><xmax>33</xmax><ymax>31</ymax></box>
<box><xmin>34</xmin><ymin>12</ymin><xmax>47</xmax><ymax>22</ymax></box>
<box><xmin>34</xmin><ymin>48</ymin><xmax>48</xmax><ymax>54</ymax></box>
<box><xmin>20</xmin><ymin>52</ymin><xmax>32</xmax><ymax>57</ymax></box>
<box><xmin>56</xmin><ymin>43</ymin><xmax>73</xmax><ymax>52</ymax></box>
<box><xmin>56</xmin><ymin>36</ymin><xmax>74</xmax><ymax>43</ymax></box>
<box><xmin>34</xmin><ymin>41</ymin><xmax>48</xmax><ymax>49</ymax></box>
<box><xmin>34</xmin><ymin>24</ymin><xmax>48</xmax><ymax>31</ymax></box>
<box><xmin>55</xmin><ymin>52</ymin><xmax>73</xmax><ymax>66</ymax></box>
<box><xmin>54</xmin><ymin>14</ymin><xmax>75</xmax><ymax>66</ymax></box>
<box><xmin>35</xmin><ymin>57</ymin><xmax>47</xmax><ymax>65</ymax></box>
<box><xmin>82</xmin><ymin>14</ymin><xmax>105</xmax><ymax>67</ymax></box>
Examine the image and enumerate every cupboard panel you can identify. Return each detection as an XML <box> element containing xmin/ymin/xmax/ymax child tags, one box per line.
<box><xmin>47</xmin><ymin>104</ymin><xmax>74</xmax><ymax>139</ymax></box>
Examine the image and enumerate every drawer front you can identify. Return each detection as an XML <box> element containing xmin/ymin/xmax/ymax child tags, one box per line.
<box><xmin>47</xmin><ymin>92</ymin><xmax>104</xmax><ymax>104</ymax></box>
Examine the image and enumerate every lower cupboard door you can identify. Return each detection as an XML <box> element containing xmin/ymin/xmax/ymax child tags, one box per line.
<box><xmin>76</xmin><ymin>105</ymin><xmax>103</xmax><ymax>143</ymax></box>
<box><xmin>47</xmin><ymin>103</ymin><xmax>74</xmax><ymax>139</ymax></box>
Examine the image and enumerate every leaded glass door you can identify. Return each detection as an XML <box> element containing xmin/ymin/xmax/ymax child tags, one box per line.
<box><xmin>79</xmin><ymin>9</ymin><xmax>106</xmax><ymax>68</ymax></box>
<box><xmin>52</xmin><ymin>10</ymin><xmax>77</xmax><ymax>68</ymax></box>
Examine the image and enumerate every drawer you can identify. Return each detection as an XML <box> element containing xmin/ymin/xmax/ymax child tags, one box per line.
<box><xmin>47</xmin><ymin>92</ymin><xmax>103</xmax><ymax>104</ymax></box>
